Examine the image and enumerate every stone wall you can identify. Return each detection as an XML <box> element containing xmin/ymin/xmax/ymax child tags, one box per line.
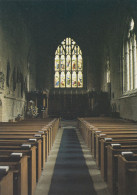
<box><xmin>0</xmin><ymin>3</ymin><xmax>36</xmax><ymax>122</ymax></box>
<box><xmin>100</xmin><ymin>0</ymin><xmax>137</xmax><ymax>121</ymax></box>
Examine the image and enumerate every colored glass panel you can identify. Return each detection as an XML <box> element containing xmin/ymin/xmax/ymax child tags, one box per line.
<box><xmin>72</xmin><ymin>41</ymin><xmax>76</xmax><ymax>45</ymax></box>
<box><xmin>72</xmin><ymin>50</ymin><xmax>75</xmax><ymax>55</ymax></box>
<box><xmin>72</xmin><ymin>44</ymin><xmax>74</xmax><ymax>50</ymax></box>
<box><xmin>61</xmin><ymin>41</ymin><xmax>65</xmax><ymax>45</ymax></box>
<box><xmin>79</xmin><ymin>49</ymin><xmax>82</xmax><ymax>55</ymax></box>
<box><xmin>69</xmin><ymin>46</ymin><xmax>71</xmax><ymax>54</ymax></box>
<box><xmin>66</xmin><ymin>71</ymin><xmax>71</xmax><ymax>88</ymax></box>
<box><xmin>60</xmin><ymin>46</ymin><xmax>64</xmax><ymax>55</ymax></box>
<box><xmin>55</xmin><ymin>56</ymin><xmax>59</xmax><ymax>71</ymax></box>
<box><xmin>54</xmin><ymin>72</ymin><xmax>59</xmax><ymax>88</ymax></box>
<box><xmin>57</xmin><ymin>46</ymin><xmax>60</xmax><ymax>54</ymax></box>
<box><xmin>72</xmin><ymin>71</ymin><xmax>77</xmax><ymax>88</ymax></box>
<box><xmin>61</xmin><ymin>55</ymin><xmax>65</xmax><ymax>70</ymax></box>
<box><xmin>66</xmin><ymin>46</ymin><xmax>69</xmax><ymax>55</ymax></box>
<box><xmin>72</xmin><ymin>55</ymin><xmax>77</xmax><ymax>70</ymax></box>
<box><xmin>74</xmin><ymin>46</ymin><xmax>77</xmax><ymax>54</ymax></box>
<box><xmin>66</xmin><ymin>45</ymin><xmax>71</xmax><ymax>54</ymax></box>
<box><xmin>66</xmin><ymin>55</ymin><xmax>71</xmax><ymax>70</ymax></box>
<box><xmin>66</xmin><ymin>38</ymin><xmax>69</xmax><ymax>45</ymax></box>
<box><xmin>60</xmin><ymin>72</ymin><xmax>65</xmax><ymax>88</ymax></box>
<box><xmin>63</xmin><ymin>45</ymin><xmax>65</xmax><ymax>50</ymax></box>
<box><xmin>78</xmin><ymin>55</ymin><xmax>82</xmax><ymax>70</ymax></box>
<box><xmin>78</xmin><ymin>71</ymin><xmax>83</xmax><ymax>88</ymax></box>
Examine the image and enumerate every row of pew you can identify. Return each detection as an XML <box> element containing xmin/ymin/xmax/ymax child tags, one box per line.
<box><xmin>0</xmin><ymin>117</ymin><xmax>60</xmax><ymax>195</ymax></box>
<box><xmin>78</xmin><ymin>117</ymin><xmax>137</xmax><ymax>195</ymax></box>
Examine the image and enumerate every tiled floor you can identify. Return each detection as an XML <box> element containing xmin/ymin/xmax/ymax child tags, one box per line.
<box><xmin>34</xmin><ymin>120</ymin><xmax>110</xmax><ymax>195</ymax></box>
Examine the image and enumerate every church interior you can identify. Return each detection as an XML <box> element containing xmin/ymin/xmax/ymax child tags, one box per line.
<box><xmin>0</xmin><ymin>0</ymin><xmax>137</xmax><ymax>194</ymax></box>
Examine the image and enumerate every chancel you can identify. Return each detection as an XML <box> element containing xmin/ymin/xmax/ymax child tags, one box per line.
<box><xmin>0</xmin><ymin>0</ymin><xmax>137</xmax><ymax>195</ymax></box>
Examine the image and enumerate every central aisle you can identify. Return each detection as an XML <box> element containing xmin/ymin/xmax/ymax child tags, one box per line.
<box><xmin>34</xmin><ymin>120</ymin><xmax>110</xmax><ymax>195</ymax></box>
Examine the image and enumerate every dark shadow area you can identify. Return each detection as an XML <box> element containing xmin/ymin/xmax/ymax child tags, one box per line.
<box><xmin>48</xmin><ymin>127</ymin><xmax>97</xmax><ymax>195</ymax></box>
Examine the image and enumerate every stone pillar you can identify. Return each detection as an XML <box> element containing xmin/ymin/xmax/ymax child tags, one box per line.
<box><xmin>133</xmin><ymin>34</ymin><xmax>137</xmax><ymax>89</ymax></box>
<box><xmin>125</xmin><ymin>41</ymin><xmax>129</xmax><ymax>91</ymax></box>
<box><xmin>129</xmin><ymin>39</ymin><xmax>133</xmax><ymax>90</ymax></box>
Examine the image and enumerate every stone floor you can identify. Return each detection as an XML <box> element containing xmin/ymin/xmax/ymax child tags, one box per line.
<box><xmin>34</xmin><ymin>119</ymin><xmax>110</xmax><ymax>195</ymax></box>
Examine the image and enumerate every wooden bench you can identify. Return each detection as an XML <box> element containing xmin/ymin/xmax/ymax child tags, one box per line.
<box><xmin>0</xmin><ymin>123</ymin><xmax>57</xmax><ymax>165</ymax></box>
<box><xmin>78</xmin><ymin>117</ymin><xmax>137</xmax><ymax>195</ymax></box>
<box><xmin>0</xmin><ymin>154</ymin><xmax>28</xmax><ymax>195</ymax></box>
<box><xmin>0</xmin><ymin>118</ymin><xmax>59</xmax><ymax>163</ymax></box>
<box><xmin>0</xmin><ymin>118</ymin><xmax>60</xmax><ymax>195</ymax></box>
<box><xmin>0</xmin><ymin>135</ymin><xmax>42</xmax><ymax>180</ymax></box>
<box><xmin>0</xmin><ymin>167</ymin><xmax>13</xmax><ymax>195</ymax></box>
<box><xmin>95</xmin><ymin>132</ymin><xmax>137</xmax><ymax>167</ymax></box>
<box><xmin>107</xmin><ymin>145</ymin><xmax>137</xmax><ymax>195</ymax></box>
<box><xmin>0</xmin><ymin>145</ymin><xmax>36</xmax><ymax>195</ymax></box>
<box><xmin>100</xmin><ymin>138</ymin><xmax>137</xmax><ymax>181</ymax></box>
<box><xmin>92</xmin><ymin>128</ymin><xmax>137</xmax><ymax>155</ymax></box>
<box><xmin>118</xmin><ymin>153</ymin><xmax>137</xmax><ymax>195</ymax></box>
<box><xmin>78</xmin><ymin>117</ymin><xmax>137</xmax><ymax>153</ymax></box>
<box><xmin>0</xmin><ymin>131</ymin><xmax>45</xmax><ymax>169</ymax></box>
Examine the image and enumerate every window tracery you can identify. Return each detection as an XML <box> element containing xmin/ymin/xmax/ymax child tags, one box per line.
<box><xmin>123</xmin><ymin>18</ymin><xmax>137</xmax><ymax>93</ymax></box>
<box><xmin>54</xmin><ymin>38</ymin><xmax>83</xmax><ymax>88</ymax></box>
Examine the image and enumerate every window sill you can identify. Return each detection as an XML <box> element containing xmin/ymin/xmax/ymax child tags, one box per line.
<box><xmin>119</xmin><ymin>90</ymin><xmax>137</xmax><ymax>99</ymax></box>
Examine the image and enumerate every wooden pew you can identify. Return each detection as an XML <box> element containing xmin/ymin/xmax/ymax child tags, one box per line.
<box><xmin>0</xmin><ymin>133</ymin><xmax>42</xmax><ymax>179</ymax></box>
<box><xmin>78</xmin><ymin>117</ymin><xmax>137</xmax><ymax>195</ymax></box>
<box><xmin>92</xmin><ymin>128</ymin><xmax>137</xmax><ymax>155</ymax></box>
<box><xmin>95</xmin><ymin>133</ymin><xmax>137</xmax><ymax>167</ymax></box>
<box><xmin>0</xmin><ymin>136</ymin><xmax>41</xmax><ymax>177</ymax></box>
<box><xmin>0</xmin><ymin>131</ymin><xmax>45</xmax><ymax>169</ymax></box>
<box><xmin>0</xmin><ymin>167</ymin><xmax>13</xmax><ymax>195</ymax></box>
<box><xmin>0</xmin><ymin>118</ymin><xmax>59</xmax><ymax>163</ymax></box>
<box><xmin>78</xmin><ymin>117</ymin><xmax>137</xmax><ymax>153</ymax></box>
<box><xmin>118</xmin><ymin>153</ymin><xmax>137</xmax><ymax>195</ymax></box>
<box><xmin>107</xmin><ymin>145</ymin><xmax>137</xmax><ymax>195</ymax></box>
<box><xmin>100</xmin><ymin>138</ymin><xmax>137</xmax><ymax>181</ymax></box>
<box><xmin>0</xmin><ymin>117</ymin><xmax>59</xmax><ymax>167</ymax></box>
<box><xmin>0</xmin><ymin>122</ymin><xmax>57</xmax><ymax>163</ymax></box>
<box><xmin>0</xmin><ymin>145</ymin><xmax>36</xmax><ymax>195</ymax></box>
<box><xmin>78</xmin><ymin>118</ymin><xmax>137</xmax><ymax>185</ymax></box>
<box><xmin>0</xmin><ymin>155</ymin><xmax>28</xmax><ymax>195</ymax></box>
<box><xmin>80</xmin><ymin>120</ymin><xmax>137</xmax><ymax>169</ymax></box>
<box><xmin>0</xmin><ymin>118</ymin><xmax>60</xmax><ymax>195</ymax></box>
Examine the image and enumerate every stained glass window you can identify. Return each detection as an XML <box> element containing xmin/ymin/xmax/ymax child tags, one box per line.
<box><xmin>123</xmin><ymin>18</ymin><xmax>137</xmax><ymax>93</ymax></box>
<box><xmin>60</xmin><ymin>72</ymin><xmax>65</xmax><ymax>88</ymax></box>
<box><xmin>54</xmin><ymin>72</ymin><xmax>59</xmax><ymax>88</ymax></box>
<box><xmin>66</xmin><ymin>71</ymin><xmax>71</xmax><ymax>88</ymax></box>
<box><xmin>54</xmin><ymin>37</ymin><xmax>83</xmax><ymax>88</ymax></box>
<box><xmin>78</xmin><ymin>71</ymin><xmax>83</xmax><ymax>87</ymax></box>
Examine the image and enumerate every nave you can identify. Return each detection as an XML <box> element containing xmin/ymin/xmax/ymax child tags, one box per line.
<box><xmin>34</xmin><ymin>120</ymin><xmax>109</xmax><ymax>195</ymax></box>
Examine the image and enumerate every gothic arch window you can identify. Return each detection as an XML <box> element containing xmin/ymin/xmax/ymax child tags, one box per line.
<box><xmin>105</xmin><ymin>47</ymin><xmax>110</xmax><ymax>84</ymax></box>
<box><xmin>54</xmin><ymin>37</ymin><xmax>83</xmax><ymax>88</ymax></box>
<box><xmin>123</xmin><ymin>18</ymin><xmax>137</xmax><ymax>93</ymax></box>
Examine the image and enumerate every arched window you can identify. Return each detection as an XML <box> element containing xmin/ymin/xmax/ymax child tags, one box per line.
<box><xmin>123</xmin><ymin>18</ymin><xmax>136</xmax><ymax>93</ymax></box>
<box><xmin>54</xmin><ymin>37</ymin><xmax>83</xmax><ymax>88</ymax></box>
